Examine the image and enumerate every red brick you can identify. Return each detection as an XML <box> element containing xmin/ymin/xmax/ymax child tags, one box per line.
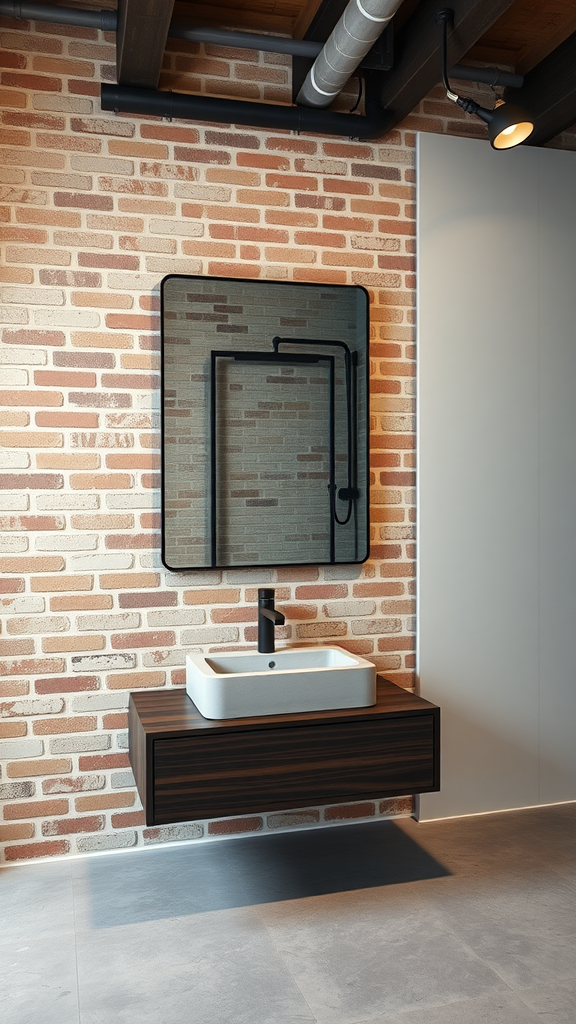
<box><xmin>208</xmin><ymin>816</ymin><xmax>263</xmax><ymax>836</ymax></box>
<box><xmin>1</xmin><ymin>72</ymin><xmax>62</xmax><ymax>92</ymax></box>
<box><xmin>77</xmin><ymin>252</ymin><xmax>139</xmax><ymax>270</ymax></box>
<box><xmin>111</xmin><ymin>631</ymin><xmax>175</xmax><ymax>650</ymax></box>
<box><xmin>35</xmin><ymin>675</ymin><xmax>100</xmax><ymax>694</ymax></box>
<box><xmin>79</xmin><ymin>753</ymin><xmax>130</xmax><ymax>771</ymax></box>
<box><xmin>111</xmin><ymin>810</ymin><xmax>146</xmax><ymax>827</ymax></box>
<box><xmin>324</xmin><ymin>802</ymin><xmax>375</xmax><ymax>821</ymax></box>
<box><xmin>4</xmin><ymin>799</ymin><xmax>68</xmax><ymax>820</ymax></box>
<box><xmin>54</xmin><ymin>192</ymin><xmax>113</xmax><ymax>210</ymax></box>
<box><xmin>4</xmin><ymin>840</ymin><xmax>71</xmax><ymax>860</ymax></box>
<box><xmin>294</xmin><ymin>584</ymin><xmax>348</xmax><ymax>599</ymax></box>
<box><xmin>2</xmin><ymin>330</ymin><xmax>65</xmax><ymax>348</ymax></box>
<box><xmin>42</xmin><ymin>815</ymin><xmax>104</xmax><ymax>836</ymax></box>
<box><xmin>34</xmin><ymin>370</ymin><xmax>97</xmax><ymax>388</ymax></box>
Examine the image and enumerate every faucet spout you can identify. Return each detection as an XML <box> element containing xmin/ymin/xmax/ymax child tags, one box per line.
<box><xmin>257</xmin><ymin>588</ymin><xmax>285</xmax><ymax>654</ymax></box>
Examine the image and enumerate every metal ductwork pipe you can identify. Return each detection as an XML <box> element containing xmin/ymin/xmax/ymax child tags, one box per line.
<box><xmin>297</xmin><ymin>0</ymin><xmax>403</xmax><ymax>108</ymax></box>
<box><xmin>101</xmin><ymin>83</ymin><xmax>391</xmax><ymax>140</ymax></box>
<box><xmin>0</xmin><ymin>2</ymin><xmax>321</xmax><ymax>56</ymax></box>
<box><xmin>0</xmin><ymin>1</ymin><xmax>116</xmax><ymax>30</ymax></box>
<box><xmin>169</xmin><ymin>23</ymin><xmax>324</xmax><ymax>58</ymax></box>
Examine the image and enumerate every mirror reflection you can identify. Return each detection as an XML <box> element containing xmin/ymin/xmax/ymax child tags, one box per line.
<box><xmin>161</xmin><ymin>275</ymin><xmax>369</xmax><ymax>570</ymax></box>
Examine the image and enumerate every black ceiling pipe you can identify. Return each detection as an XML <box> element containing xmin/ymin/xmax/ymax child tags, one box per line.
<box><xmin>100</xmin><ymin>84</ymin><xmax>392</xmax><ymax>140</ymax></box>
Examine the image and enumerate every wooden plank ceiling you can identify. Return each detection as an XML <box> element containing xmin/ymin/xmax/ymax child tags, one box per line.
<box><xmin>39</xmin><ymin>0</ymin><xmax>576</xmax><ymax>140</ymax></box>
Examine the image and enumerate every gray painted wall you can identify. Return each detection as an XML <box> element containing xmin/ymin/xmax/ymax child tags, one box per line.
<box><xmin>417</xmin><ymin>133</ymin><xmax>576</xmax><ymax>819</ymax></box>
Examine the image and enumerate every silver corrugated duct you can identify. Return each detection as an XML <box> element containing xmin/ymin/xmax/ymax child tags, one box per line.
<box><xmin>297</xmin><ymin>0</ymin><xmax>404</xmax><ymax>108</ymax></box>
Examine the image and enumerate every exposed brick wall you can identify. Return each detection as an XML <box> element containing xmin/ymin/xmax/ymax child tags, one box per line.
<box><xmin>1</xmin><ymin>17</ymin><xmax>575</xmax><ymax>863</ymax></box>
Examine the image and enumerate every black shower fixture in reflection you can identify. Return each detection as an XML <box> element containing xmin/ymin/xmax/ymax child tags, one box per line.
<box><xmin>272</xmin><ymin>337</ymin><xmax>359</xmax><ymax>526</ymax></box>
<box><xmin>209</xmin><ymin>337</ymin><xmax>360</xmax><ymax>568</ymax></box>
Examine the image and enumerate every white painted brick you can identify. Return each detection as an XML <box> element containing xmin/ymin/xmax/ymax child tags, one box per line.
<box><xmin>149</xmin><ymin>218</ymin><xmax>204</xmax><ymax>237</ymax></box>
<box><xmin>1</xmin><ymin>287</ymin><xmax>65</xmax><ymax>306</ymax></box>
<box><xmin>70</xmin><ymin>156</ymin><xmax>134</xmax><ymax>175</ymax></box>
<box><xmin>111</xmin><ymin>769</ymin><xmax>135</xmax><ymax>789</ymax></box>
<box><xmin>0</xmin><ymin>493</ymin><xmax>29</xmax><ymax>511</ymax></box>
<box><xmin>34</xmin><ymin>310</ymin><xmax>101</xmax><ymax>328</ymax></box>
<box><xmin>35</xmin><ymin>534</ymin><xmax>99</xmax><ymax>551</ymax></box>
<box><xmin>224</xmin><ymin>569</ymin><xmax>273</xmax><ymax>585</ymax></box>
<box><xmin>0</xmin><ymin>535</ymin><xmax>28</xmax><ymax>552</ymax></box>
<box><xmin>164</xmin><ymin>570</ymin><xmax>221</xmax><ymax>587</ymax></box>
<box><xmin>7</xmin><ymin>615</ymin><xmax>69</xmax><ymax>635</ymax></box>
<box><xmin>351</xmin><ymin>618</ymin><xmax>401</xmax><ymax>635</ymax></box>
<box><xmin>71</xmin><ymin>653</ymin><xmax>137</xmax><ymax>672</ymax></box>
<box><xmin>106</xmin><ymin>493</ymin><xmax>159</xmax><ymax>508</ymax></box>
<box><xmin>76</xmin><ymin>612</ymin><xmax>140</xmax><ymax>631</ymax></box>
<box><xmin>297</xmin><ymin>158</ymin><xmax>347</xmax><ymax>174</ymax></box>
<box><xmin>0</xmin><ymin>368</ymin><xmax>28</xmax><ymax>386</ymax></box>
<box><xmin>174</xmin><ymin>183</ymin><xmax>231</xmax><ymax>201</ymax></box>
<box><xmin>324</xmin><ymin>565</ymin><xmax>364</xmax><ymax>580</ymax></box>
<box><xmin>36</xmin><ymin>494</ymin><xmax>100</xmax><ymax>510</ymax></box>
<box><xmin>0</xmin><ymin>738</ymin><xmax>44</xmax><ymax>758</ymax></box>
<box><xmin>146</xmin><ymin>609</ymin><xmax>205</xmax><ymax>627</ymax></box>
<box><xmin>116</xmin><ymin>731</ymin><xmax>129</xmax><ymax>749</ymax></box>
<box><xmin>106</xmin><ymin>272</ymin><xmax>160</xmax><ymax>291</ymax></box>
<box><xmin>135</xmin><ymin>392</ymin><xmax>160</xmax><ymax>409</ymax></box>
<box><xmin>33</xmin><ymin>94</ymin><xmax>92</xmax><ymax>113</ymax></box>
<box><xmin>140</xmin><ymin>552</ymin><xmax>162</xmax><ymax>568</ymax></box>
<box><xmin>71</xmin><ymin>553</ymin><xmax>134</xmax><ymax>571</ymax></box>
<box><xmin>50</xmin><ymin>735</ymin><xmax>111</xmax><ymax>754</ymax></box>
<box><xmin>77</xmin><ymin>832</ymin><xmax>137</xmax><ymax>852</ymax></box>
<box><xmin>72</xmin><ymin>693</ymin><xmax>128</xmax><ymax>712</ymax></box>
<box><xmin>0</xmin><ymin>308</ymin><xmax>28</xmax><ymax>324</ymax></box>
<box><xmin>323</xmin><ymin>600</ymin><xmax>376</xmax><ymax>617</ymax></box>
<box><xmin>180</xmin><ymin>626</ymin><xmax>239</xmax><ymax>645</ymax></box>
<box><xmin>0</xmin><ymin>450</ymin><xmax>30</xmax><ymax>468</ymax></box>
<box><xmin>30</xmin><ymin>171</ymin><xmax>92</xmax><ymax>190</ymax></box>
<box><xmin>377</xmin><ymin>147</ymin><xmax>413</xmax><ymax>164</ymax></box>
<box><xmin>1</xmin><ymin>596</ymin><xmax>45</xmax><ymax>614</ymax></box>
<box><xmin>0</xmin><ymin>347</ymin><xmax>46</xmax><ymax>365</ymax></box>
<box><xmin>1</xmin><ymin>698</ymin><xmax>64</xmax><ymax>716</ymax></box>
<box><xmin>145</xmin><ymin>256</ymin><xmax>203</xmax><ymax>275</ymax></box>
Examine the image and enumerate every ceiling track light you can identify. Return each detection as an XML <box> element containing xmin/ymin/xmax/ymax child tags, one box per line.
<box><xmin>435</xmin><ymin>8</ymin><xmax>534</xmax><ymax>150</ymax></box>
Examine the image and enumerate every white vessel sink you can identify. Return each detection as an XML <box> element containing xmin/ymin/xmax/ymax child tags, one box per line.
<box><xmin>186</xmin><ymin>646</ymin><xmax>377</xmax><ymax>720</ymax></box>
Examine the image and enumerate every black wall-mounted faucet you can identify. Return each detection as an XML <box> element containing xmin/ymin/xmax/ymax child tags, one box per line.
<box><xmin>257</xmin><ymin>588</ymin><xmax>285</xmax><ymax>654</ymax></box>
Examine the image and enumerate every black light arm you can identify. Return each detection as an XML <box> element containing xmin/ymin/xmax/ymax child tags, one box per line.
<box><xmin>435</xmin><ymin>7</ymin><xmax>534</xmax><ymax>150</ymax></box>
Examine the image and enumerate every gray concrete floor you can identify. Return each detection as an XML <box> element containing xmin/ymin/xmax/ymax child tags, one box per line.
<box><xmin>1</xmin><ymin>803</ymin><xmax>575</xmax><ymax>1024</ymax></box>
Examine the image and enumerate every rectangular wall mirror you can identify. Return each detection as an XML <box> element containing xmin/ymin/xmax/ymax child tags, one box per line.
<box><xmin>161</xmin><ymin>275</ymin><xmax>369</xmax><ymax>570</ymax></box>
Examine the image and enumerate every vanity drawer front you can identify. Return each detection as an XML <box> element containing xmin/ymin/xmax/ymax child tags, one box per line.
<box><xmin>152</xmin><ymin>715</ymin><xmax>436</xmax><ymax>825</ymax></box>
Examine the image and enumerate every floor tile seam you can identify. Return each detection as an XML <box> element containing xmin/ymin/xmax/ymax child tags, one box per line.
<box><xmin>250</xmin><ymin>909</ymin><xmax>321</xmax><ymax>1023</ymax></box>
<box><xmin>70</xmin><ymin>869</ymin><xmax>84</xmax><ymax>1024</ymax></box>
<box><xmin>347</xmin><ymin>989</ymin><xmax>545</xmax><ymax>1024</ymax></box>
<box><xmin>427</xmin><ymin>914</ymin><xmax>527</xmax><ymax>997</ymax></box>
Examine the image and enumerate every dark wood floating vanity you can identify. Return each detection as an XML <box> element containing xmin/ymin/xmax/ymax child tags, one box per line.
<box><xmin>129</xmin><ymin>677</ymin><xmax>440</xmax><ymax>826</ymax></box>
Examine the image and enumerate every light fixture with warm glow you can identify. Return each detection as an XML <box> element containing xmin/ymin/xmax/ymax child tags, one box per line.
<box><xmin>436</xmin><ymin>8</ymin><xmax>534</xmax><ymax>150</ymax></box>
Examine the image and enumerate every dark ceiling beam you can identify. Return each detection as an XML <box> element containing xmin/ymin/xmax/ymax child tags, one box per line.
<box><xmin>506</xmin><ymin>30</ymin><xmax>576</xmax><ymax>146</ymax></box>
<box><xmin>116</xmin><ymin>0</ymin><xmax>175</xmax><ymax>87</ymax></box>
<box><xmin>368</xmin><ymin>0</ymin><xmax>518</xmax><ymax>129</ymax></box>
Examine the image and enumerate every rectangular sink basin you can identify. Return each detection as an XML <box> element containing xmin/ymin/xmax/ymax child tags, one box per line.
<box><xmin>186</xmin><ymin>646</ymin><xmax>377</xmax><ymax>720</ymax></box>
